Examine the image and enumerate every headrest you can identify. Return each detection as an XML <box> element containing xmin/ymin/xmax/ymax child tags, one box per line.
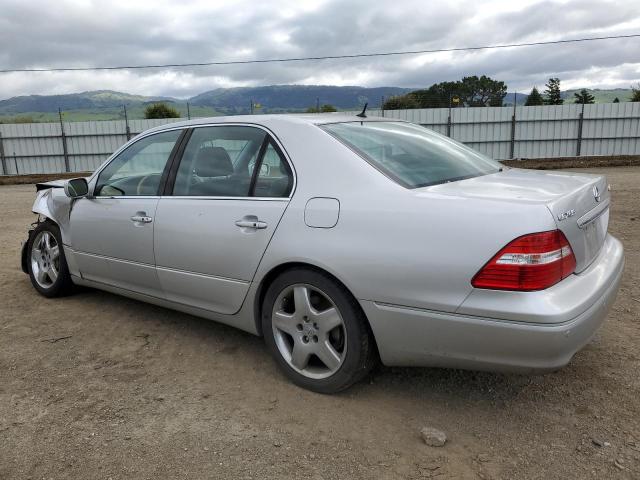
<box><xmin>194</xmin><ymin>146</ymin><xmax>233</xmax><ymax>177</ymax></box>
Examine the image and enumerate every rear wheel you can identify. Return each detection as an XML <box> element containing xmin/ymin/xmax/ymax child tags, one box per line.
<box><xmin>27</xmin><ymin>222</ymin><xmax>73</xmax><ymax>297</ymax></box>
<box><xmin>262</xmin><ymin>268</ymin><xmax>376</xmax><ymax>393</ymax></box>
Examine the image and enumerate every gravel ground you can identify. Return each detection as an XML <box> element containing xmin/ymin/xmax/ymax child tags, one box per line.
<box><xmin>1</xmin><ymin>166</ymin><xmax>639</xmax><ymax>480</ymax></box>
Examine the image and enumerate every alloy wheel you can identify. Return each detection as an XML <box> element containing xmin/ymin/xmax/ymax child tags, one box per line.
<box><xmin>271</xmin><ymin>283</ymin><xmax>347</xmax><ymax>379</ymax></box>
<box><xmin>30</xmin><ymin>230</ymin><xmax>60</xmax><ymax>289</ymax></box>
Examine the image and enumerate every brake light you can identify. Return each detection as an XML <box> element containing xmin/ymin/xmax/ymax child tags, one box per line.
<box><xmin>471</xmin><ymin>230</ymin><xmax>576</xmax><ymax>291</ymax></box>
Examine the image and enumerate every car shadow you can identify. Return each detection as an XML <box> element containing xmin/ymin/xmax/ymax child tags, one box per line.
<box><xmin>68</xmin><ymin>285</ymin><xmax>567</xmax><ymax>406</ymax></box>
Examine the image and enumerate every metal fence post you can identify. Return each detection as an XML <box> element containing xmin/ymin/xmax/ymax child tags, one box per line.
<box><xmin>13</xmin><ymin>151</ymin><xmax>19</xmax><ymax>175</ymax></box>
<box><xmin>0</xmin><ymin>131</ymin><xmax>7</xmax><ymax>175</ymax></box>
<box><xmin>187</xmin><ymin>102</ymin><xmax>191</xmax><ymax>120</ymax></box>
<box><xmin>510</xmin><ymin>94</ymin><xmax>517</xmax><ymax>159</ymax></box>
<box><xmin>576</xmin><ymin>102</ymin><xmax>585</xmax><ymax>157</ymax></box>
<box><xmin>381</xmin><ymin>96</ymin><xmax>385</xmax><ymax>117</ymax></box>
<box><xmin>123</xmin><ymin>105</ymin><xmax>131</xmax><ymax>141</ymax></box>
<box><xmin>446</xmin><ymin>94</ymin><xmax>452</xmax><ymax>137</ymax></box>
<box><xmin>58</xmin><ymin>108</ymin><xmax>70</xmax><ymax>172</ymax></box>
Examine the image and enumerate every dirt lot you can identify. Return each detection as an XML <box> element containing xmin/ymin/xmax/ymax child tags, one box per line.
<box><xmin>1</xmin><ymin>167</ymin><xmax>639</xmax><ymax>480</ymax></box>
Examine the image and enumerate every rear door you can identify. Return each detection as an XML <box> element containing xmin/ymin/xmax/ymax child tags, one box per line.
<box><xmin>70</xmin><ymin>129</ymin><xmax>183</xmax><ymax>295</ymax></box>
<box><xmin>153</xmin><ymin>125</ymin><xmax>294</xmax><ymax>314</ymax></box>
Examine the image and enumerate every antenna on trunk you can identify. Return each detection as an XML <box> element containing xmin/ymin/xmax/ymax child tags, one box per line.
<box><xmin>356</xmin><ymin>103</ymin><xmax>368</xmax><ymax>118</ymax></box>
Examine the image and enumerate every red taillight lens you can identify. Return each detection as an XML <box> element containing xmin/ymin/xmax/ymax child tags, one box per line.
<box><xmin>471</xmin><ymin>230</ymin><xmax>576</xmax><ymax>291</ymax></box>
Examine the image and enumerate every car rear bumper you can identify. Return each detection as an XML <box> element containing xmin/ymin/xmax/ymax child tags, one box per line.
<box><xmin>361</xmin><ymin>234</ymin><xmax>624</xmax><ymax>371</ymax></box>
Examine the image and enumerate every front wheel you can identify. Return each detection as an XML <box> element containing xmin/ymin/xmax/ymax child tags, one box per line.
<box><xmin>262</xmin><ymin>268</ymin><xmax>377</xmax><ymax>393</ymax></box>
<box><xmin>27</xmin><ymin>221</ymin><xmax>74</xmax><ymax>298</ymax></box>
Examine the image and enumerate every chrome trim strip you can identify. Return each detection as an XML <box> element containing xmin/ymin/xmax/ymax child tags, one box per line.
<box><xmin>156</xmin><ymin>265</ymin><xmax>250</xmax><ymax>285</ymax></box>
<box><xmin>577</xmin><ymin>198</ymin><xmax>610</xmax><ymax>228</ymax></box>
<box><xmin>71</xmin><ymin>248</ymin><xmax>249</xmax><ymax>285</ymax></box>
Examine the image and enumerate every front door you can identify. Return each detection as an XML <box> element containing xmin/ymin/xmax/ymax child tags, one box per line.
<box><xmin>153</xmin><ymin>125</ymin><xmax>294</xmax><ymax>314</ymax></box>
<box><xmin>70</xmin><ymin>129</ymin><xmax>183</xmax><ymax>296</ymax></box>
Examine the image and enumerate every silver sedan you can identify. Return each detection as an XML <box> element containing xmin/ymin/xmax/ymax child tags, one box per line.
<box><xmin>21</xmin><ymin>114</ymin><xmax>624</xmax><ymax>393</ymax></box>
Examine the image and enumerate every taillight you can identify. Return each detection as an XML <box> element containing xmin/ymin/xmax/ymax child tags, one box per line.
<box><xmin>471</xmin><ymin>230</ymin><xmax>576</xmax><ymax>291</ymax></box>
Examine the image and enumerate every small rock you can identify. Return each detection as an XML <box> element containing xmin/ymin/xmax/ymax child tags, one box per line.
<box><xmin>273</xmin><ymin>441</ymin><xmax>282</xmax><ymax>447</ymax></box>
<box><xmin>592</xmin><ymin>438</ymin><xmax>604</xmax><ymax>447</ymax></box>
<box><xmin>420</xmin><ymin>427</ymin><xmax>447</xmax><ymax>447</ymax></box>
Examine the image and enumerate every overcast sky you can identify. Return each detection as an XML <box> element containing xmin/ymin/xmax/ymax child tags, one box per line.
<box><xmin>0</xmin><ymin>0</ymin><xmax>639</xmax><ymax>99</ymax></box>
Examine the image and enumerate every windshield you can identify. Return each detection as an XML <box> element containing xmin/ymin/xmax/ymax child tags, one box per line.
<box><xmin>321</xmin><ymin>121</ymin><xmax>502</xmax><ymax>188</ymax></box>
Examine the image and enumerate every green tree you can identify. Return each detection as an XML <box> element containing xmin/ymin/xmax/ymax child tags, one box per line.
<box><xmin>631</xmin><ymin>84</ymin><xmax>640</xmax><ymax>102</ymax></box>
<box><xmin>574</xmin><ymin>89</ymin><xmax>595</xmax><ymax>104</ymax></box>
<box><xmin>460</xmin><ymin>75</ymin><xmax>507</xmax><ymax>106</ymax></box>
<box><xmin>144</xmin><ymin>103</ymin><xmax>180</xmax><ymax>119</ymax></box>
<box><xmin>544</xmin><ymin>78</ymin><xmax>563</xmax><ymax>105</ymax></box>
<box><xmin>613</xmin><ymin>97</ymin><xmax>620</xmax><ymax>103</ymax></box>
<box><xmin>306</xmin><ymin>104</ymin><xmax>338</xmax><ymax>113</ymax></box>
<box><xmin>524</xmin><ymin>87</ymin><xmax>544</xmax><ymax>106</ymax></box>
<box><xmin>383</xmin><ymin>95</ymin><xmax>420</xmax><ymax>110</ymax></box>
<box><xmin>402</xmin><ymin>81</ymin><xmax>460</xmax><ymax>108</ymax></box>
<box><xmin>383</xmin><ymin>76</ymin><xmax>507</xmax><ymax>109</ymax></box>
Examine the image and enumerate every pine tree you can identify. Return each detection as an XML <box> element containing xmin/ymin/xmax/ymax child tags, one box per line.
<box><xmin>524</xmin><ymin>87</ymin><xmax>544</xmax><ymax>106</ymax></box>
<box><xmin>544</xmin><ymin>78</ymin><xmax>563</xmax><ymax>105</ymax></box>
<box><xmin>613</xmin><ymin>97</ymin><xmax>620</xmax><ymax>103</ymax></box>
<box><xmin>632</xmin><ymin>84</ymin><xmax>640</xmax><ymax>102</ymax></box>
<box><xmin>574</xmin><ymin>89</ymin><xmax>595</xmax><ymax>104</ymax></box>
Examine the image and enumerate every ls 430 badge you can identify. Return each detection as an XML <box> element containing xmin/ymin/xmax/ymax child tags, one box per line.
<box><xmin>557</xmin><ymin>209</ymin><xmax>576</xmax><ymax>221</ymax></box>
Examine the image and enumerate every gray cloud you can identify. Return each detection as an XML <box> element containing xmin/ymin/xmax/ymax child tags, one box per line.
<box><xmin>0</xmin><ymin>0</ymin><xmax>638</xmax><ymax>99</ymax></box>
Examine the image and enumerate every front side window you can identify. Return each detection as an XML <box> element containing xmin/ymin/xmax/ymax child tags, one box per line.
<box><xmin>96</xmin><ymin>129</ymin><xmax>182</xmax><ymax>196</ymax></box>
<box><xmin>173</xmin><ymin>126</ymin><xmax>292</xmax><ymax>198</ymax></box>
<box><xmin>321</xmin><ymin>121</ymin><xmax>501</xmax><ymax>188</ymax></box>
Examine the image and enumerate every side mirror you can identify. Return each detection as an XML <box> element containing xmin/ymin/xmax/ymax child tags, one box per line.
<box><xmin>64</xmin><ymin>178</ymin><xmax>89</xmax><ymax>198</ymax></box>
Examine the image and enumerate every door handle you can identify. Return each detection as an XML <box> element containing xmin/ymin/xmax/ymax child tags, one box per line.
<box><xmin>235</xmin><ymin>219</ymin><xmax>267</xmax><ymax>229</ymax></box>
<box><xmin>131</xmin><ymin>214</ymin><xmax>153</xmax><ymax>223</ymax></box>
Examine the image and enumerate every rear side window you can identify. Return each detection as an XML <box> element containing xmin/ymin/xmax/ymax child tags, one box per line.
<box><xmin>321</xmin><ymin>121</ymin><xmax>501</xmax><ymax>188</ymax></box>
<box><xmin>173</xmin><ymin>126</ymin><xmax>266</xmax><ymax>197</ymax></box>
<box><xmin>172</xmin><ymin>126</ymin><xmax>293</xmax><ymax>198</ymax></box>
<box><xmin>252</xmin><ymin>142</ymin><xmax>293</xmax><ymax>198</ymax></box>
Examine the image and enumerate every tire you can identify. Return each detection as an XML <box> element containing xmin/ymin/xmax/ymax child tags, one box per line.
<box><xmin>27</xmin><ymin>221</ymin><xmax>74</xmax><ymax>298</ymax></box>
<box><xmin>262</xmin><ymin>267</ymin><xmax>377</xmax><ymax>393</ymax></box>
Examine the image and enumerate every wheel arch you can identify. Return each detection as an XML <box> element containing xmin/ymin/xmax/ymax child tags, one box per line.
<box><xmin>31</xmin><ymin>187</ymin><xmax>73</xmax><ymax>243</ymax></box>
<box><xmin>252</xmin><ymin>262</ymin><xmax>379</xmax><ymax>354</ymax></box>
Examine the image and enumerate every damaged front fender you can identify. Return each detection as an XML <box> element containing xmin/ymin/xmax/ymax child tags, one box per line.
<box><xmin>32</xmin><ymin>182</ymin><xmax>74</xmax><ymax>244</ymax></box>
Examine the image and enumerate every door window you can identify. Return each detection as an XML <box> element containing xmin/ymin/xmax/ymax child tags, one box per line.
<box><xmin>173</xmin><ymin>126</ymin><xmax>267</xmax><ymax>197</ymax></box>
<box><xmin>95</xmin><ymin>129</ymin><xmax>182</xmax><ymax>196</ymax></box>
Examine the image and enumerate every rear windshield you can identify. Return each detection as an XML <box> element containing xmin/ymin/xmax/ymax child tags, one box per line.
<box><xmin>321</xmin><ymin>121</ymin><xmax>501</xmax><ymax>188</ymax></box>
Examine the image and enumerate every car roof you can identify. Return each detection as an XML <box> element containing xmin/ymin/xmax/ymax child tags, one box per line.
<box><xmin>143</xmin><ymin>113</ymin><xmax>395</xmax><ymax>135</ymax></box>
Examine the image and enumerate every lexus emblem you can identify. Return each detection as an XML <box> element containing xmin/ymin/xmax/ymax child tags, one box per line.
<box><xmin>593</xmin><ymin>185</ymin><xmax>601</xmax><ymax>202</ymax></box>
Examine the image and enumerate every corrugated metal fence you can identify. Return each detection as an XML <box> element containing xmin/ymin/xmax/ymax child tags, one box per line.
<box><xmin>1</xmin><ymin>102</ymin><xmax>639</xmax><ymax>175</ymax></box>
<box><xmin>0</xmin><ymin>118</ymin><xmax>181</xmax><ymax>175</ymax></box>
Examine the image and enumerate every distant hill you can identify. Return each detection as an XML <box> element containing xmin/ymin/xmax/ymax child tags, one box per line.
<box><xmin>562</xmin><ymin>88</ymin><xmax>633</xmax><ymax>103</ymax></box>
<box><xmin>0</xmin><ymin>90</ymin><xmax>176</xmax><ymax>115</ymax></box>
<box><xmin>0</xmin><ymin>86</ymin><xmax>634</xmax><ymax>122</ymax></box>
<box><xmin>510</xmin><ymin>88</ymin><xmax>633</xmax><ymax>105</ymax></box>
<box><xmin>189</xmin><ymin>85</ymin><xmax>413</xmax><ymax>113</ymax></box>
<box><xmin>0</xmin><ymin>85</ymin><xmax>412</xmax><ymax>122</ymax></box>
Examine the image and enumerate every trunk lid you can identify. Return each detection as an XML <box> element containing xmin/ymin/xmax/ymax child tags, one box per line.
<box><xmin>422</xmin><ymin>168</ymin><xmax>610</xmax><ymax>272</ymax></box>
